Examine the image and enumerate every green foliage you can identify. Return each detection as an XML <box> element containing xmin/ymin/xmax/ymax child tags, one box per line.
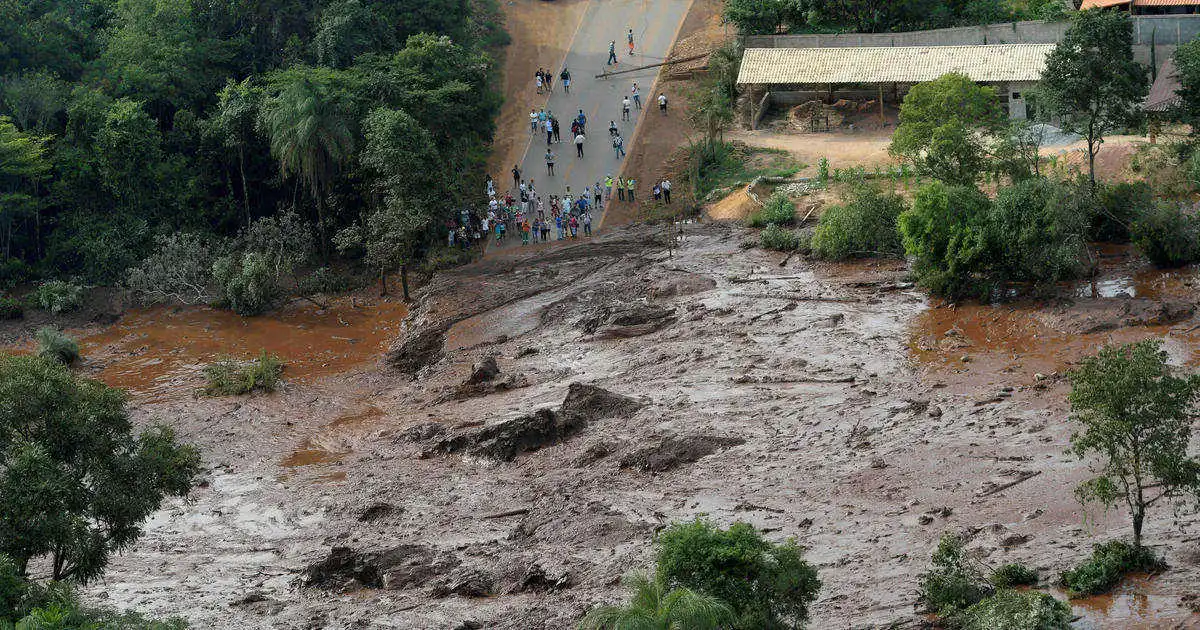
<box><xmin>759</xmin><ymin>225</ymin><xmax>802</xmax><ymax>251</ymax></box>
<box><xmin>127</xmin><ymin>232</ymin><xmax>218</xmax><ymax>305</ymax></box>
<box><xmin>0</xmin><ymin>576</ymin><xmax>187</xmax><ymax>628</ymax></box>
<box><xmin>746</xmin><ymin>192</ymin><xmax>796</xmax><ymax>228</ymax></box>
<box><xmin>27</xmin><ymin>280</ymin><xmax>83</xmax><ymax>314</ymax></box>
<box><xmin>202</xmin><ymin>351</ymin><xmax>283</xmax><ymax>396</ymax></box>
<box><xmin>952</xmin><ymin>589</ymin><xmax>1071</xmax><ymax>630</ymax></box>
<box><xmin>810</xmin><ymin>186</ymin><xmax>906</xmax><ymax>259</ymax></box>
<box><xmin>723</xmin><ymin>0</ymin><xmax>806</xmax><ymax>35</ymax></box>
<box><xmin>1091</xmin><ymin>181</ymin><xmax>1153</xmax><ymax>243</ymax></box>
<box><xmin>0</xmin><ymin>297</ymin><xmax>22</xmax><ymax>320</ymax></box>
<box><xmin>688</xmin><ymin>143</ymin><xmax>801</xmax><ymax>201</ymax></box>
<box><xmin>988</xmin><ymin>178</ymin><xmax>1086</xmax><ymax>285</ymax></box>
<box><xmin>0</xmin><ymin>258</ymin><xmax>32</xmax><ymax>290</ymax></box>
<box><xmin>1068</xmin><ymin>340</ymin><xmax>1200</xmax><ymax>548</ymax></box>
<box><xmin>1131</xmin><ymin>203</ymin><xmax>1200</xmax><ymax>268</ymax></box>
<box><xmin>1038</xmin><ymin>10</ymin><xmax>1148</xmax><ymax>186</ymax></box>
<box><xmin>890</xmin><ymin>73</ymin><xmax>1006</xmax><ymax>186</ymax></box>
<box><xmin>212</xmin><ymin>253</ymin><xmax>277</xmax><ymax>316</ymax></box>
<box><xmin>0</xmin><ymin>355</ymin><xmax>200</xmax><ymax>582</ymax></box>
<box><xmin>1172</xmin><ymin>38</ymin><xmax>1200</xmax><ymax>131</ymax></box>
<box><xmin>817</xmin><ymin>157</ymin><xmax>830</xmax><ymax>187</ymax></box>
<box><xmin>990</xmin><ymin>563</ymin><xmax>1039</xmax><ymax>588</ymax></box>
<box><xmin>919</xmin><ymin>533</ymin><xmax>990</xmax><ymax>614</ymax></box>
<box><xmin>577</xmin><ymin>572</ymin><xmax>735</xmax><ymax>630</ymax></box>
<box><xmin>34</xmin><ymin>328</ymin><xmax>79</xmax><ymax>366</ymax></box>
<box><xmin>1059</xmin><ymin>540</ymin><xmax>1166</xmax><ymax>596</ymax></box>
<box><xmin>655</xmin><ymin>519</ymin><xmax>821</xmax><ymax>629</ymax></box>
<box><xmin>898</xmin><ymin>182</ymin><xmax>992</xmax><ymax>298</ymax></box>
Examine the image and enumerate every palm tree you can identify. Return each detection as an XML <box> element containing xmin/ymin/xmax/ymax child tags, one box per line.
<box><xmin>578</xmin><ymin>573</ymin><xmax>735</xmax><ymax>630</ymax></box>
<box><xmin>258</xmin><ymin>68</ymin><xmax>355</xmax><ymax>258</ymax></box>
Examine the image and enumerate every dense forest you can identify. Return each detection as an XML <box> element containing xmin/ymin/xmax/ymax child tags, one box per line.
<box><xmin>0</xmin><ymin>0</ymin><xmax>505</xmax><ymax>304</ymax></box>
<box><xmin>724</xmin><ymin>0</ymin><xmax>1070</xmax><ymax>35</ymax></box>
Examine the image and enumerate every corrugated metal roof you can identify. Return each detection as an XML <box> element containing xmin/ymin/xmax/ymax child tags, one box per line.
<box><xmin>1144</xmin><ymin>57</ymin><xmax>1182</xmax><ymax>112</ymax></box>
<box><xmin>736</xmin><ymin>44</ymin><xmax>1055</xmax><ymax>85</ymax></box>
<box><xmin>1136</xmin><ymin>0</ymin><xmax>1200</xmax><ymax>6</ymax></box>
<box><xmin>1079</xmin><ymin>0</ymin><xmax>1131</xmax><ymax>8</ymax></box>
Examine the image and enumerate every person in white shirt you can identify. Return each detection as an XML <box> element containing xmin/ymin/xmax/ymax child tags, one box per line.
<box><xmin>661</xmin><ymin>179</ymin><xmax>672</xmax><ymax>204</ymax></box>
<box><xmin>574</xmin><ymin>133</ymin><xmax>586</xmax><ymax>158</ymax></box>
<box><xmin>658</xmin><ymin>93</ymin><xmax>668</xmax><ymax>114</ymax></box>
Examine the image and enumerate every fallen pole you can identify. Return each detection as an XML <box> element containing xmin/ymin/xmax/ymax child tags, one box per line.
<box><xmin>594</xmin><ymin>53</ymin><xmax>709</xmax><ymax>79</ymax></box>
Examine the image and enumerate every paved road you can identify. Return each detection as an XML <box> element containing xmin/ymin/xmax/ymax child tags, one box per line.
<box><xmin>494</xmin><ymin>0</ymin><xmax>693</xmax><ymax>250</ymax></box>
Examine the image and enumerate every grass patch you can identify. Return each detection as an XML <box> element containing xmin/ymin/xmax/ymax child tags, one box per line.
<box><xmin>36</xmin><ymin>327</ymin><xmax>80</xmax><ymax>365</ymax></box>
<box><xmin>202</xmin><ymin>351</ymin><xmax>283</xmax><ymax>396</ymax></box>
<box><xmin>1059</xmin><ymin>540</ymin><xmax>1166</xmax><ymax>596</ymax></box>
<box><xmin>690</xmin><ymin>142</ymin><xmax>802</xmax><ymax>200</ymax></box>
<box><xmin>990</xmin><ymin>563</ymin><xmax>1039</xmax><ymax>588</ymax></box>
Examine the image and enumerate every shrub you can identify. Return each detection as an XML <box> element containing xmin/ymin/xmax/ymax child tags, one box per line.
<box><xmin>1059</xmin><ymin>540</ymin><xmax>1166</xmax><ymax>596</ymax></box>
<box><xmin>988</xmin><ymin>178</ymin><xmax>1086</xmax><ymax>285</ymax></box>
<box><xmin>1091</xmin><ymin>181</ymin><xmax>1153</xmax><ymax>243</ymax></box>
<box><xmin>899</xmin><ymin>182</ymin><xmax>993</xmax><ymax>299</ymax></box>
<box><xmin>952</xmin><ymin>589</ymin><xmax>1071</xmax><ymax>630</ymax></box>
<box><xmin>212</xmin><ymin>252</ymin><xmax>277</xmax><ymax>316</ymax></box>
<box><xmin>35</xmin><ymin>328</ymin><xmax>80</xmax><ymax>365</ymax></box>
<box><xmin>810</xmin><ymin>186</ymin><xmax>907</xmax><ymax>260</ymax></box>
<box><xmin>760</xmin><ymin>224</ymin><xmax>802</xmax><ymax>251</ymax></box>
<box><xmin>28</xmin><ymin>280</ymin><xmax>84</xmax><ymax>314</ymax></box>
<box><xmin>127</xmin><ymin>232</ymin><xmax>217</xmax><ymax>305</ymax></box>
<box><xmin>655</xmin><ymin>519</ymin><xmax>821</xmax><ymax>629</ymax></box>
<box><xmin>202</xmin><ymin>351</ymin><xmax>283</xmax><ymax>396</ymax></box>
<box><xmin>1131</xmin><ymin>203</ymin><xmax>1199</xmax><ymax>267</ymax></box>
<box><xmin>296</xmin><ymin>267</ymin><xmax>356</xmax><ymax>296</ymax></box>
<box><xmin>0</xmin><ymin>258</ymin><xmax>32</xmax><ymax>290</ymax></box>
<box><xmin>0</xmin><ymin>555</ymin><xmax>26</xmax><ymax>620</ymax></box>
<box><xmin>919</xmin><ymin>533</ymin><xmax>990</xmax><ymax>615</ymax></box>
<box><xmin>0</xmin><ymin>297</ymin><xmax>22</xmax><ymax>320</ymax></box>
<box><xmin>746</xmin><ymin>192</ymin><xmax>797</xmax><ymax>228</ymax></box>
<box><xmin>990</xmin><ymin>563</ymin><xmax>1039</xmax><ymax>588</ymax></box>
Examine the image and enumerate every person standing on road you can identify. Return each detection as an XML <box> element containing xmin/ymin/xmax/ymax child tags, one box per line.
<box><xmin>608</xmin><ymin>41</ymin><xmax>618</xmax><ymax>65</ymax></box>
<box><xmin>609</xmin><ymin>120</ymin><xmax>619</xmax><ymax>137</ymax></box>
<box><xmin>621</xmin><ymin>96</ymin><xmax>631</xmax><ymax>121</ymax></box>
<box><xmin>632</xmin><ymin>83</ymin><xmax>642</xmax><ymax>110</ymax></box>
<box><xmin>604</xmin><ymin>175</ymin><xmax>614</xmax><ymax>199</ymax></box>
<box><xmin>551</xmin><ymin>116</ymin><xmax>561</xmax><ymax>143</ymax></box>
<box><xmin>546</xmin><ymin>119</ymin><xmax>553</xmax><ymax>146</ymax></box>
<box><xmin>593</xmin><ymin>181</ymin><xmax>603</xmax><ymax>209</ymax></box>
<box><xmin>512</xmin><ymin>165</ymin><xmax>521</xmax><ymax>190</ymax></box>
<box><xmin>545</xmin><ymin>70</ymin><xmax>553</xmax><ymax>93</ymax></box>
<box><xmin>658</xmin><ymin>93</ymin><xmax>668</xmax><ymax>114</ymax></box>
<box><xmin>576</xmin><ymin>110</ymin><xmax>587</xmax><ymax>133</ymax></box>
<box><xmin>545</xmin><ymin>149</ymin><xmax>556</xmax><ymax>176</ymax></box>
<box><xmin>627</xmin><ymin>28</ymin><xmax>635</xmax><ymax>56</ymax></box>
<box><xmin>662</xmin><ymin>179</ymin><xmax>672</xmax><ymax>204</ymax></box>
<box><xmin>583</xmin><ymin>210</ymin><xmax>593</xmax><ymax>236</ymax></box>
<box><xmin>574</xmin><ymin>132</ymin><xmax>586</xmax><ymax>158</ymax></box>
<box><xmin>561</xmin><ymin>67</ymin><xmax>572</xmax><ymax>93</ymax></box>
<box><xmin>530</xmin><ymin>109</ymin><xmax>538</xmax><ymax>134</ymax></box>
<box><xmin>536</xmin><ymin>70</ymin><xmax>544</xmax><ymax>94</ymax></box>
<box><xmin>612</xmin><ymin>134</ymin><xmax>626</xmax><ymax>159</ymax></box>
<box><xmin>626</xmin><ymin>177</ymin><xmax>636</xmax><ymax>203</ymax></box>
<box><xmin>616</xmin><ymin>176</ymin><xmax>626</xmax><ymax>201</ymax></box>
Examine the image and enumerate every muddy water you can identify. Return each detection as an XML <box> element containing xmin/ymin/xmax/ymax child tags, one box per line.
<box><xmin>1055</xmin><ymin>574</ymin><xmax>1198</xmax><ymax>629</ymax></box>
<box><xmin>69</xmin><ymin>298</ymin><xmax>407</xmax><ymax>402</ymax></box>
<box><xmin>280</xmin><ymin>405</ymin><xmax>385</xmax><ymax>472</ymax></box>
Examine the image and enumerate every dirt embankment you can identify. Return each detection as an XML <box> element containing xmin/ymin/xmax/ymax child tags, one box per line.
<box><xmin>79</xmin><ymin>218</ymin><xmax>1200</xmax><ymax>629</ymax></box>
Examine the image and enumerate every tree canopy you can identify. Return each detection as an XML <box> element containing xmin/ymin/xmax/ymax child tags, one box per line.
<box><xmin>890</xmin><ymin>72</ymin><xmax>1006</xmax><ymax>186</ymax></box>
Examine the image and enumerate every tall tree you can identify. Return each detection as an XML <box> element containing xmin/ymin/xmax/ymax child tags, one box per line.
<box><xmin>258</xmin><ymin>66</ymin><xmax>357</xmax><ymax>256</ymax></box>
<box><xmin>1038</xmin><ymin>10</ymin><xmax>1147</xmax><ymax>188</ymax></box>
<box><xmin>1172</xmin><ymin>37</ymin><xmax>1200</xmax><ymax>132</ymax></box>
<box><xmin>0</xmin><ymin>116</ymin><xmax>50</xmax><ymax>258</ymax></box>
<box><xmin>207</xmin><ymin>78</ymin><xmax>261</xmax><ymax>226</ymax></box>
<box><xmin>0</xmin><ymin>355</ymin><xmax>200</xmax><ymax>582</ymax></box>
<box><xmin>1068</xmin><ymin>340</ymin><xmax>1200</xmax><ymax>548</ymax></box>
<box><xmin>723</xmin><ymin>0</ymin><xmax>805</xmax><ymax>35</ymax></box>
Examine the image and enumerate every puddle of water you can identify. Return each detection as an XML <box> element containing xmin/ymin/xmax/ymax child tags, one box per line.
<box><xmin>1052</xmin><ymin>574</ymin><xmax>1197</xmax><ymax>629</ymax></box>
<box><xmin>58</xmin><ymin>297</ymin><xmax>407</xmax><ymax>402</ymax></box>
<box><xmin>280</xmin><ymin>405</ymin><xmax>385</xmax><ymax>470</ymax></box>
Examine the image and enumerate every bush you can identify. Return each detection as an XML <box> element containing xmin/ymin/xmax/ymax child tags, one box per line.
<box><xmin>1131</xmin><ymin>203</ymin><xmax>1200</xmax><ymax>267</ymax></box>
<box><xmin>212</xmin><ymin>253</ymin><xmax>278</xmax><ymax>316</ymax></box>
<box><xmin>746</xmin><ymin>192</ymin><xmax>796</xmax><ymax>228</ymax></box>
<box><xmin>35</xmin><ymin>328</ymin><xmax>80</xmax><ymax>365</ymax></box>
<box><xmin>296</xmin><ymin>267</ymin><xmax>357</xmax><ymax>296</ymax></box>
<box><xmin>988</xmin><ymin>178</ymin><xmax>1086</xmax><ymax>285</ymax></box>
<box><xmin>990</xmin><ymin>563</ymin><xmax>1039</xmax><ymax>588</ymax></box>
<box><xmin>0</xmin><ymin>258</ymin><xmax>32</xmax><ymax>290</ymax></box>
<box><xmin>811</xmin><ymin>186</ymin><xmax>907</xmax><ymax>260</ymax></box>
<box><xmin>202</xmin><ymin>351</ymin><xmax>283</xmax><ymax>396</ymax></box>
<box><xmin>0</xmin><ymin>297</ymin><xmax>23</xmax><ymax>320</ymax></box>
<box><xmin>127</xmin><ymin>232</ymin><xmax>217</xmax><ymax>305</ymax></box>
<box><xmin>28</xmin><ymin>280</ymin><xmax>84</xmax><ymax>314</ymax></box>
<box><xmin>1091</xmin><ymin>181</ymin><xmax>1154</xmax><ymax>243</ymax></box>
<box><xmin>1</xmin><ymin>578</ymin><xmax>186</xmax><ymax>628</ymax></box>
<box><xmin>952</xmin><ymin>589</ymin><xmax>1071</xmax><ymax>630</ymax></box>
<box><xmin>1059</xmin><ymin>540</ymin><xmax>1166</xmax><ymax>596</ymax></box>
<box><xmin>919</xmin><ymin>533</ymin><xmax>990</xmax><ymax>614</ymax></box>
<box><xmin>760</xmin><ymin>224</ymin><xmax>802</xmax><ymax>251</ymax></box>
<box><xmin>899</xmin><ymin>182</ymin><xmax>993</xmax><ymax>299</ymax></box>
<box><xmin>655</xmin><ymin>519</ymin><xmax>821</xmax><ymax>629</ymax></box>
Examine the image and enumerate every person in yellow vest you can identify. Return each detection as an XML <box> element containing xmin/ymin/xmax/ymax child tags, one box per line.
<box><xmin>626</xmin><ymin>177</ymin><xmax>636</xmax><ymax>203</ymax></box>
<box><xmin>604</xmin><ymin>175</ymin><xmax>614</xmax><ymax>201</ymax></box>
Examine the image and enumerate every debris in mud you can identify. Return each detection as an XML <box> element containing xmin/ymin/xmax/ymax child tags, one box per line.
<box><xmin>401</xmin><ymin>422</ymin><xmax>447</xmax><ymax>442</ymax></box>
<box><xmin>1041</xmin><ymin>298</ymin><xmax>1195</xmax><ymax>335</ymax></box>
<box><xmin>574</xmin><ymin>440</ymin><xmax>621</xmax><ymax>467</ymax></box>
<box><xmin>358</xmin><ymin>502</ymin><xmax>399</xmax><ymax>522</ymax></box>
<box><xmin>430</xmin><ymin>408</ymin><xmax>579</xmax><ymax>461</ymax></box>
<box><xmin>303</xmin><ymin>545</ymin><xmax>459</xmax><ymax>591</ymax></box>
<box><xmin>508</xmin><ymin>563</ymin><xmax>573</xmax><ymax>593</ymax></box>
<box><xmin>386</xmin><ymin>322</ymin><xmax>449</xmax><ymax>374</ymax></box>
<box><xmin>560</xmin><ymin>383</ymin><xmax>643</xmax><ymax>423</ymax></box>
<box><xmin>619</xmin><ymin>435</ymin><xmax>746</xmax><ymax>473</ymax></box>
<box><xmin>229</xmin><ymin>591</ymin><xmax>285</xmax><ymax>616</ymax></box>
<box><xmin>448</xmin><ymin>356</ymin><xmax>530</xmax><ymax>401</ymax></box>
<box><xmin>467</xmin><ymin>356</ymin><xmax>501</xmax><ymax>384</ymax></box>
<box><xmin>648</xmin><ymin>272</ymin><xmax>717</xmax><ymax>300</ymax></box>
<box><xmin>431</xmin><ymin>568</ymin><xmax>495</xmax><ymax>598</ymax></box>
<box><xmin>580</xmin><ymin>304</ymin><xmax>677</xmax><ymax>338</ymax></box>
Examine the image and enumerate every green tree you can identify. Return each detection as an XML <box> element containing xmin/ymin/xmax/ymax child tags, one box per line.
<box><xmin>578</xmin><ymin>572</ymin><xmax>735</xmax><ymax>630</ymax></box>
<box><xmin>258</xmin><ymin>66</ymin><xmax>357</xmax><ymax>256</ymax></box>
<box><xmin>810</xmin><ymin>185</ymin><xmax>907</xmax><ymax>260</ymax></box>
<box><xmin>987</xmin><ymin>177</ymin><xmax>1086</xmax><ymax>285</ymax></box>
<box><xmin>656</xmin><ymin>519</ymin><xmax>820</xmax><ymax>629</ymax></box>
<box><xmin>207</xmin><ymin>78</ymin><xmax>262</xmax><ymax>226</ymax></box>
<box><xmin>94</xmin><ymin>98</ymin><xmax>165</xmax><ymax>219</ymax></box>
<box><xmin>1</xmin><ymin>70</ymin><xmax>69</xmax><ymax>133</ymax></box>
<box><xmin>1038</xmin><ymin>10</ymin><xmax>1147</xmax><ymax>187</ymax></box>
<box><xmin>898</xmin><ymin>181</ymin><xmax>992</xmax><ymax>298</ymax></box>
<box><xmin>723</xmin><ymin>0</ymin><xmax>804</xmax><ymax>35</ymax></box>
<box><xmin>890</xmin><ymin>72</ymin><xmax>1006</xmax><ymax>186</ymax></box>
<box><xmin>0</xmin><ymin>116</ymin><xmax>49</xmax><ymax>259</ymax></box>
<box><xmin>312</xmin><ymin>0</ymin><xmax>394</xmax><ymax>69</ymax></box>
<box><xmin>1172</xmin><ymin>38</ymin><xmax>1200</xmax><ymax>131</ymax></box>
<box><xmin>1068</xmin><ymin>340</ymin><xmax>1200</xmax><ymax>548</ymax></box>
<box><xmin>0</xmin><ymin>355</ymin><xmax>200</xmax><ymax>582</ymax></box>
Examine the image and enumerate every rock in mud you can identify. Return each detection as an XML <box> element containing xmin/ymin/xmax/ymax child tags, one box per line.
<box><xmin>400</xmin><ymin>422</ymin><xmax>447</xmax><ymax>442</ymax></box>
<box><xmin>574</xmin><ymin>440</ymin><xmax>621</xmax><ymax>467</ymax></box>
<box><xmin>619</xmin><ymin>435</ymin><xmax>746</xmax><ymax>473</ymax></box>
<box><xmin>430</xmin><ymin>408</ymin><xmax>584</xmax><ymax>461</ymax></box>
<box><xmin>648</xmin><ymin>272</ymin><xmax>717</xmax><ymax>300</ymax></box>
<box><xmin>560</xmin><ymin>383</ymin><xmax>642</xmax><ymax>423</ymax></box>
<box><xmin>229</xmin><ymin>591</ymin><xmax>285</xmax><ymax>616</ymax></box>
<box><xmin>386</xmin><ymin>323</ymin><xmax>449</xmax><ymax>374</ymax></box>
<box><xmin>580</xmin><ymin>304</ymin><xmax>677</xmax><ymax>338</ymax></box>
<box><xmin>467</xmin><ymin>356</ymin><xmax>501</xmax><ymax>384</ymax></box>
<box><xmin>431</xmin><ymin>568</ymin><xmax>495</xmax><ymax>598</ymax></box>
<box><xmin>1042</xmin><ymin>298</ymin><xmax>1195</xmax><ymax>335</ymax></box>
<box><xmin>510</xmin><ymin>563</ymin><xmax>572</xmax><ymax>593</ymax></box>
<box><xmin>303</xmin><ymin>545</ymin><xmax>458</xmax><ymax>591</ymax></box>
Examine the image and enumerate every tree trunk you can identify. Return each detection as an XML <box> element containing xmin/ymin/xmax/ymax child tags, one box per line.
<box><xmin>401</xmin><ymin>263</ymin><xmax>410</xmax><ymax>301</ymax></box>
<box><xmin>1133</xmin><ymin>485</ymin><xmax>1145</xmax><ymax>548</ymax></box>
<box><xmin>379</xmin><ymin>268</ymin><xmax>388</xmax><ymax>296</ymax></box>
<box><xmin>238</xmin><ymin>146</ymin><xmax>251</xmax><ymax>227</ymax></box>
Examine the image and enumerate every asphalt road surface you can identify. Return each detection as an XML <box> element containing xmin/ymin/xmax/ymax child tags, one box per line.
<box><xmin>494</xmin><ymin>0</ymin><xmax>693</xmax><ymax>250</ymax></box>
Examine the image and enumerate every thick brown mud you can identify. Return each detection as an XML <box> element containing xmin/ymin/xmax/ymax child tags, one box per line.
<box><xmin>1060</xmin><ymin>574</ymin><xmax>1197</xmax><ymax>630</ymax></box>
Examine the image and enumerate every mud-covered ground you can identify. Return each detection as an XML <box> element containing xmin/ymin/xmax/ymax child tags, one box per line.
<box><xmin>78</xmin><ymin>221</ymin><xmax>1200</xmax><ymax>629</ymax></box>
